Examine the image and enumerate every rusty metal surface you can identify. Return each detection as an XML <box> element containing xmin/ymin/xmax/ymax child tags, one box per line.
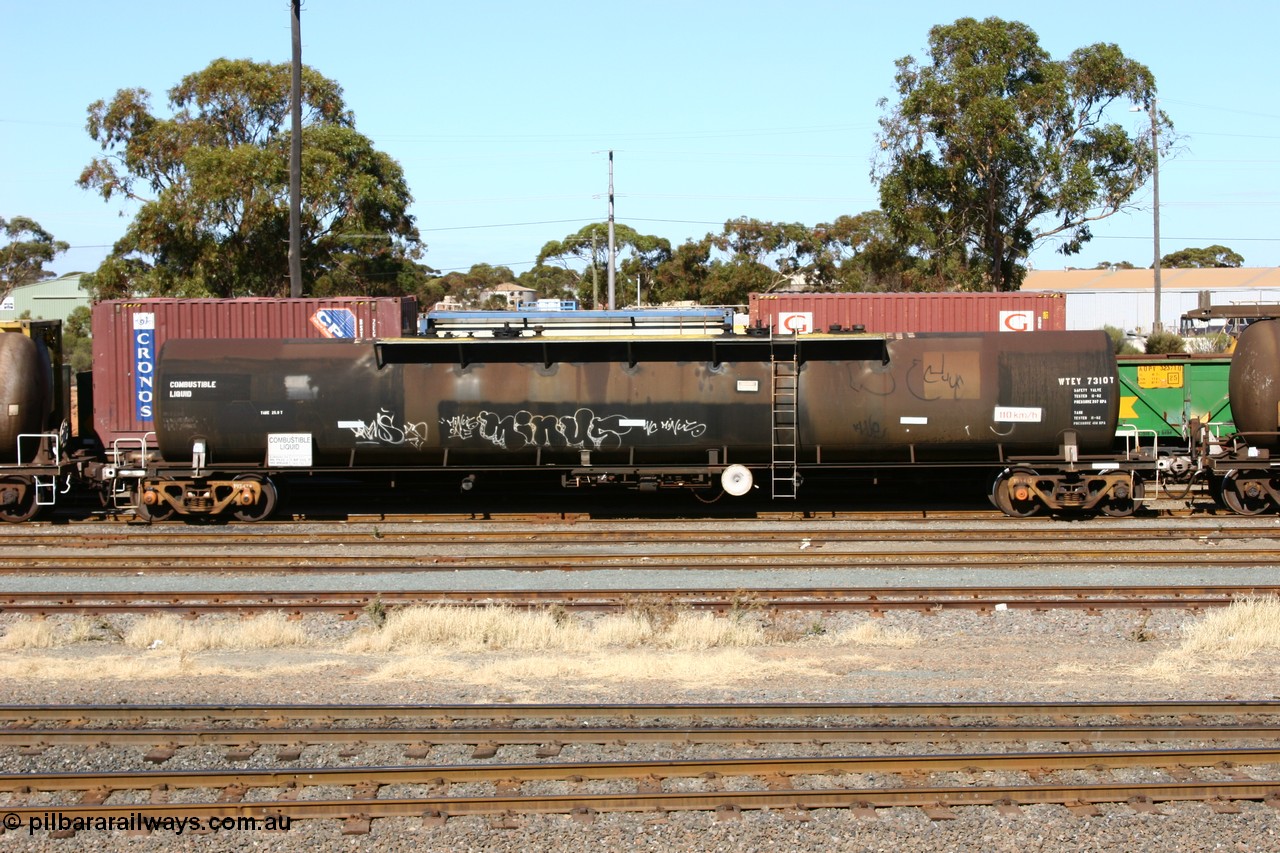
<box><xmin>7</xmin><ymin>748</ymin><xmax>1280</xmax><ymax>792</ymax></box>
<box><xmin>750</xmin><ymin>292</ymin><xmax>1067</xmax><ymax>334</ymax></box>
<box><xmin>802</xmin><ymin>331</ymin><xmax>1118</xmax><ymax>457</ymax></box>
<box><xmin>4</xmin><ymin>721</ymin><xmax>1277</xmax><ymax>749</ymax></box>
<box><xmin>155</xmin><ymin>338</ymin><xmax>404</xmax><ymax>464</ymax></box>
<box><xmin>1229</xmin><ymin>319</ymin><xmax>1280</xmax><ymax>442</ymax></box>
<box><xmin>0</xmin><ymin>332</ymin><xmax>47</xmax><ymax>462</ymax></box>
<box><xmin>89</xmin><ymin>297</ymin><xmax>418</xmax><ymax>450</ymax></box>
<box><xmin>152</xmin><ymin>331</ymin><xmax>1117</xmax><ymax>469</ymax></box>
<box><xmin>0</xmin><ymin>586</ymin><xmax>1270</xmax><ymax>617</ymax></box>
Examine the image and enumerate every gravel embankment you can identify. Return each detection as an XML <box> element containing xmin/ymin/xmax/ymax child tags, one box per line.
<box><xmin>2</xmin><ymin>603</ymin><xmax>1279</xmax><ymax>851</ymax></box>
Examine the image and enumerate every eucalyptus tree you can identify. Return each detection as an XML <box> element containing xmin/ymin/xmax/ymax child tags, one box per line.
<box><xmin>0</xmin><ymin>216</ymin><xmax>68</xmax><ymax>296</ymax></box>
<box><xmin>537</xmin><ymin>223</ymin><xmax>671</xmax><ymax>307</ymax></box>
<box><xmin>1160</xmin><ymin>245</ymin><xmax>1244</xmax><ymax>268</ymax></box>
<box><xmin>874</xmin><ymin>17</ymin><xmax>1170</xmax><ymax>291</ymax></box>
<box><xmin>78</xmin><ymin>58</ymin><xmax>424</xmax><ymax>298</ymax></box>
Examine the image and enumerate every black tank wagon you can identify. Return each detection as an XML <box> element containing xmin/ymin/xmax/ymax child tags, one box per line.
<box><xmin>133</xmin><ymin>329</ymin><xmax>1137</xmax><ymax>519</ymax></box>
<box><xmin>0</xmin><ymin>321</ymin><xmax>66</xmax><ymax>522</ymax></box>
<box><xmin>1202</xmin><ymin>318</ymin><xmax>1280</xmax><ymax>514</ymax></box>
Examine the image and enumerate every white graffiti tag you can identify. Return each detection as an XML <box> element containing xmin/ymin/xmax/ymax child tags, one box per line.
<box><xmin>441</xmin><ymin>408</ymin><xmax>708</xmax><ymax>450</ymax></box>
<box><xmin>652</xmin><ymin>418</ymin><xmax>708</xmax><ymax>438</ymax></box>
<box><xmin>348</xmin><ymin>409</ymin><xmax>430</xmax><ymax>448</ymax></box>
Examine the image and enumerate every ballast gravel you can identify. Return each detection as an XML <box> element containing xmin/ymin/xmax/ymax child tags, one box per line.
<box><xmin>2</xmin><ymin>606</ymin><xmax>1279</xmax><ymax>851</ymax></box>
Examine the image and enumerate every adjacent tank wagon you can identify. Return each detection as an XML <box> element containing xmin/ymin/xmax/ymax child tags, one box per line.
<box><xmin>1205</xmin><ymin>319</ymin><xmax>1280</xmax><ymax>514</ymax></box>
<box><xmin>0</xmin><ymin>320</ymin><xmax>65</xmax><ymax>522</ymax></box>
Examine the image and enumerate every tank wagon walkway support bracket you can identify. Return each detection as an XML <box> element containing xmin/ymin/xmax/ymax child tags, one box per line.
<box><xmin>771</xmin><ymin>338</ymin><xmax>798</xmax><ymax>499</ymax></box>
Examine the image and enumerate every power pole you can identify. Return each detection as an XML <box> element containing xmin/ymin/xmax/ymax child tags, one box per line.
<box><xmin>288</xmin><ymin>0</ymin><xmax>303</xmax><ymax>298</ymax></box>
<box><xmin>607</xmin><ymin>150</ymin><xmax>616</xmax><ymax>310</ymax></box>
<box><xmin>1149</xmin><ymin>100</ymin><xmax>1162</xmax><ymax>332</ymax></box>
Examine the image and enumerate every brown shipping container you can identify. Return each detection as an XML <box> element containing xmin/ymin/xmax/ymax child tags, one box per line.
<box><xmin>90</xmin><ymin>297</ymin><xmax>418</xmax><ymax>450</ymax></box>
<box><xmin>749</xmin><ymin>292</ymin><xmax>1066</xmax><ymax>335</ymax></box>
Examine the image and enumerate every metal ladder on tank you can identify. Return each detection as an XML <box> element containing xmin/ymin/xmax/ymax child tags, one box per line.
<box><xmin>771</xmin><ymin>341</ymin><xmax>799</xmax><ymax>498</ymax></box>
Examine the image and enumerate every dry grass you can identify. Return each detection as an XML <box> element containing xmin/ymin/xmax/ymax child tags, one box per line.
<box><xmin>0</xmin><ymin>606</ymin><xmax>923</xmax><ymax>689</ymax></box>
<box><xmin>1177</xmin><ymin>595</ymin><xmax>1280</xmax><ymax>658</ymax></box>
<box><xmin>1138</xmin><ymin>595</ymin><xmax>1280</xmax><ymax>680</ymax></box>
<box><xmin>0</xmin><ymin>620</ymin><xmax>61</xmax><ymax>650</ymax></box>
<box><xmin>0</xmin><ymin>618</ymin><xmax>112</xmax><ymax>650</ymax></box>
<box><xmin>123</xmin><ymin>613</ymin><xmax>309</xmax><ymax>652</ymax></box>
<box><xmin>343</xmin><ymin>605</ymin><xmax>765</xmax><ymax>654</ymax></box>
<box><xmin>824</xmin><ymin>621</ymin><xmax>922</xmax><ymax>648</ymax></box>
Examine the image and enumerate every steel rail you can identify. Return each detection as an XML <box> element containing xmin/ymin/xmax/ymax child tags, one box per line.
<box><xmin>3</xmin><ymin>701</ymin><xmax>1279</xmax><ymax>726</ymax></box>
<box><xmin>4</xmin><ymin>723</ymin><xmax>1280</xmax><ymax>751</ymax></box>
<box><xmin>3</xmin><ymin>547</ymin><xmax>1280</xmax><ymax>572</ymax></box>
<box><xmin>6</xmin><ymin>779</ymin><xmax>1279</xmax><ymax>826</ymax></box>
<box><xmin>0</xmin><ymin>523</ymin><xmax>1272</xmax><ymax>547</ymax></box>
<box><xmin>2</xmin><ymin>585</ymin><xmax>1277</xmax><ymax>616</ymax></box>
<box><xmin>5</xmin><ymin>747</ymin><xmax>1280</xmax><ymax>794</ymax></box>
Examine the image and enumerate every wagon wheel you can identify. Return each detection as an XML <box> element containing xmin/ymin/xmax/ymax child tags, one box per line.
<box><xmin>1220</xmin><ymin>469</ymin><xmax>1273</xmax><ymax>516</ymax></box>
<box><xmin>232</xmin><ymin>475</ymin><xmax>278</xmax><ymax>523</ymax></box>
<box><xmin>0</xmin><ymin>477</ymin><xmax>38</xmax><ymax>523</ymax></box>
<box><xmin>135</xmin><ymin>482</ymin><xmax>176</xmax><ymax>523</ymax></box>
<box><xmin>1099</xmin><ymin>475</ymin><xmax>1145</xmax><ymax>518</ymax></box>
<box><xmin>991</xmin><ymin>468</ymin><xmax>1041</xmax><ymax>518</ymax></box>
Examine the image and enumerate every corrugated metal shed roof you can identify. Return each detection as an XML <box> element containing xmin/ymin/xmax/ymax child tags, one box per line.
<box><xmin>1023</xmin><ymin>268</ymin><xmax>1280</xmax><ymax>292</ymax></box>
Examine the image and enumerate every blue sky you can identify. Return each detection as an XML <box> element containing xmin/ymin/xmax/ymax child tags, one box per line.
<box><xmin>4</xmin><ymin>1</ymin><xmax>1278</xmax><ymax>280</ymax></box>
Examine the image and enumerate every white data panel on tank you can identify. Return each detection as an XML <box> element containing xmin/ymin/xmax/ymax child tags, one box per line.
<box><xmin>267</xmin><ymin>433</ymin><xmax>313</xmax><ymax>467</ymax></box>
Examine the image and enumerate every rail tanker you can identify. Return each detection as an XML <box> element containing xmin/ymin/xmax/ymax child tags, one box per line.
<box><xmin>4</xmin><ymin>311</ymin><xmax>1278</xmax><ymax>521</ymax></box>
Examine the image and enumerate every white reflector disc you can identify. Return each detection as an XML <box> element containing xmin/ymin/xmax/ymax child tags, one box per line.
<box><xmin>721</xmin><ymin>464</ymin><xmax>753</xmax><ymax>496</ymax></box>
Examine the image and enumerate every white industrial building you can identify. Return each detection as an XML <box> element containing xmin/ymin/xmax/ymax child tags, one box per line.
<box><xmin>1021</xmin><ymin>268</ymin><xmax>1280</xmax><ymax>334</ymax></box>
<box><xmin>0</xmin><ymin>273</ymin><xmax>91</xmax><ymax>325</ymax></box>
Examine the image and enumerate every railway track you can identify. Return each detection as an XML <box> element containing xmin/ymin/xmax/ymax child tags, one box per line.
<box><xmin>1</xmin><ymin>585</ymin><xmax>1276</xmax><ymax>617</ymax></box>
<box><xmin>2</xmin><ymin>548</ymin><xmax>1279</xmax><ymax>573</ymax></box>
<box><xmin>3</xmin><ymin>517</ymin><xmax>1278</xmax><ymax>575</ymax></box>
<box><xmin>4</xmin><ymin>516</ymin><xmax>1278</xmax><ymax>548</ymax></box>
<box><xmin>3</xmin><ymin>702</ymin><xmax>1279</xmax><ymax>833</ymax></box>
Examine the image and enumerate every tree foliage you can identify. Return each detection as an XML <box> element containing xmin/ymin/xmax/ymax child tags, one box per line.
<box><xmin>537</xmin><ymin>223</ymin><xmax>672</xmax><ymax>307</ymax></box>
<box><xmin>418</xmin><ymin>264</ymin><xmax>518</xmax><ymax>310</ymax></box>
<box><xmin>1102</xmin><ymin>324</ymin><xmax>1141</xmax><ymax>355</ymax></box>
<box><xmin>78</xmin><ymin>59</ymin><xmax>425</xmax><ymax>299</ymax></box>
<box><xmin>516</xmin><ymin>264</ymin><xmax>582</xmax><ymax>302</ymax></box>
<box><xmin>643</xmin><ymin>213</ymin><xmax>916</xmax><ymax>306</ymax></box>
<box><xmin>874</xmin><ymin>17</ymin><xmax>1170</xmax><ymax>291</ymax></box>
<box><xmin>1144</xmin><ymin>329</ymin><xmax>1185</xmax><ymax>355</ymax></box>
<box><xmin>62</xmin><ymin>306</ymin><xmax>94</xmax><ymax>373</ymax></box>
<box><xmin>1160</xmin><ymin>245</ymin><xmax>1243</xmax><ymax>268</ymax></box>
<box><xmin>0</xmin><ymin>217</ymin><xmax>69</xmax><ymax>296</ymax></box>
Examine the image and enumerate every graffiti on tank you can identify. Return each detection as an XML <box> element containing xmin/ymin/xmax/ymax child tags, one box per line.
<box><xmin>348</xmin><ymin>409</ymin><xmax>430</xmax><ymax>448</ymax></box>
<box><xmin>908</xmin><ymin>352</ymin><xmax>981</xmax><ymax>401</ymax></box>
<box><xmin>846</xmin><ymin>366</ymin><xmax>896</xmax><ymax>397</ymax></box>
<box><xmin>651</xmin><ymin>418</ymin><xmax>708</xmax><ymax>438</ymax></box>
<box><xmin>442</xmin><ymin>408</ymin><xmax>708</xmax><ymax>450</ymax></box>
<box><xmin>922</xmin><ymin>361</ymin><xmax>966</xmax><ymax>396</ymax></box>
<box><xmin>851</xmin><ymin>417</ymin><xmax>886</xmax><ymax>440</ymax></box>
